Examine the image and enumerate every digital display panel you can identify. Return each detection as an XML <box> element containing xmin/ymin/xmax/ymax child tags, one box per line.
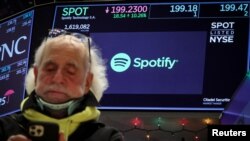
<box><xmin>0</xmin><ymin>10</ymin><xmax>34</xmax><ymax>117</ymax></box>
<box><xmin>52</xmin><ymin>1</ymin><xmax>249</xmax><ymax>111</ymax></box>
<box><xmin>92</xmin><ymin>32</ymin><xmax>206</xmax><ymax>95</ymax></box>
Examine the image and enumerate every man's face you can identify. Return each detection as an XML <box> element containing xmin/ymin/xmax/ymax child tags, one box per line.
<box><xmin>34</xmin><ymin>43</ymin><xmax>91</xmax><ymax>104</ymax></box>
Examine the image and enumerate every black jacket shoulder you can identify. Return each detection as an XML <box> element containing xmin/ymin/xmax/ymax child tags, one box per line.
<box><xmin>0</xmin><ymin>113</ymin><xmax>28</xmax><ymax>141</ymax></box>
<box><xmin>0</xmin><ymin>113</ymin><xmax>124</xmax><ymax>141</ymax></box>
<box><xmin>70</xmin><ymin>121</ymin><xmax>124</xmax><ymax>141</ymax></box>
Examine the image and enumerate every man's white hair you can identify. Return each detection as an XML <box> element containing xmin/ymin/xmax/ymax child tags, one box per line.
<box><xmin>25</xmin><ymin>35</ymin><xmax>109</xmax><ymax>101</ymax></box>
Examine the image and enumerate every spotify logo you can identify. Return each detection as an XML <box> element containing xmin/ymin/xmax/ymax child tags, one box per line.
<box><xmin>110</xmin><ymin>52</ymin><xmax>178</xmax><ymax>72</ymax></box>
<box><xmin>110</xmin><ymin>53</ymin><xmax>131</xmax><ymax>72</ymax></box>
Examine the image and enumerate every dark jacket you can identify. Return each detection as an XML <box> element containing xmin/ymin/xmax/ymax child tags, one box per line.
<box><xmin>0</xmin><ymin>92</ymin><xmax>124</xmax><ymax>141</ymax></box>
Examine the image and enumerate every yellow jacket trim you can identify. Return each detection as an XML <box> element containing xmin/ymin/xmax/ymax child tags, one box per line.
<box><xmin>23</xmin><ymin>106</ymin><xmax>100</xmax><ymax>138</ymax></box>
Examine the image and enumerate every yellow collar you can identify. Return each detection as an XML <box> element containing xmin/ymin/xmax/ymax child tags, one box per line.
<box><xmin>23</xmin><ymin>106</ymin><xmax>100</xmax><ymax>137</ymax></box>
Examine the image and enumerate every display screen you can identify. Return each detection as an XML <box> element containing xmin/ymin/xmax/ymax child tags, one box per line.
<box><xmin>0</xmin><ymin>10</ymin><xmax>34</xmax><ymax>117</ymax></box>
<box><xmin>52</xmin><ymin>0</ymin><xmax>249</xmax><ymax>111</ymax></box>
<box><xmin>92</xmin><ymin>32</ymin><xmax>206</xmax><ymax>95</ymax></box>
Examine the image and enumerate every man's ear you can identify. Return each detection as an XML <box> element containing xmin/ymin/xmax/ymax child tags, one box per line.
<box><xmin>85</xmin><ymin>72</ymin><xmax>93</xmax><ymax>93</ymax></box>
<box><xmin>33</xmin><ymin>66</ymin><xmax>38</xmax><ymax>83</ymax></box>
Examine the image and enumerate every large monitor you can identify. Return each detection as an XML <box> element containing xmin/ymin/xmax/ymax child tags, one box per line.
<box><xmin>52</xmin><ymin>0</ymin><xmax>249</xmax><ymax>111</ymax></box>
<box><xmin>0</xmin><ymin>10</ymin><xmax>34</xmax><ymax>117</ymax></box>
